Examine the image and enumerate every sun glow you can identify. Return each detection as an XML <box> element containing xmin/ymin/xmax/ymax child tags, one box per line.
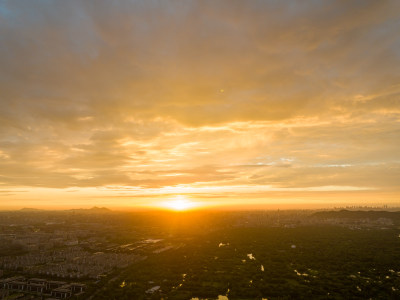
<box><xmin>161</xmin><ymin>196</ymin><xmax>196</xmax><ymax>211</ymax></box>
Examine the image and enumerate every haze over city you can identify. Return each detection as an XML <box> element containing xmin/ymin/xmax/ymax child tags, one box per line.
<box><xmin>0</xmin><ymin>0</ymin><xmax>399</xmax><ymax>210</ymax></box>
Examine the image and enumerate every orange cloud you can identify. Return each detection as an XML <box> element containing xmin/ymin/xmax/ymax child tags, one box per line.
<box><xmin>0</xmin><ymin>1</ymin><xmax>399</xmax><ymax>209</ymax></box>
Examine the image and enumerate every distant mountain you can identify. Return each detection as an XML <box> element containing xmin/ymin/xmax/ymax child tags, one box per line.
<box><xmin>90</xmin><ymin>206</ymin><xmax>111</xmax><ymax>212</ymax></box>
<box><xmin>68</xmin><ymin>206</ymin><xmax>112</xmax><ymax>214</ymax></box>
<box><xmin>19</xmin><ymin>208</ymin><xmax>44</xmax><ymax>212</ymax></box>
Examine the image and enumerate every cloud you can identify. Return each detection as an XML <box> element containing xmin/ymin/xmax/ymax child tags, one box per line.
<box><xmin>0</xmin><ymin>0</ymin><xmax>399</xmax><ymax>206</ymax></box>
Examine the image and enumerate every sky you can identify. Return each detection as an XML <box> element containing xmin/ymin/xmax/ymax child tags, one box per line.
<box><xmin>0</xmin><ymin>0</ymin><xmax>399</xmax><ymax>210</ymax></box>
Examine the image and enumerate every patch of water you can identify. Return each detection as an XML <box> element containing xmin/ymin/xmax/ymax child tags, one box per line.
<box><xmin>145</xmin><ymin>286</ymin><xmax>160</xmax><ymax>294</ymax></box>
<box><xmin>247</xmin><ymin>253</ymin><xmax>256</xmax><ymax>260</ymax></box>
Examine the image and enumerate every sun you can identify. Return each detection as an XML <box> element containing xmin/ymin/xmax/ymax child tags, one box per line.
<box><xmin>162</xmin><ymin>196</ymin><xmax>195</xmax><ymax>211</ymax></box>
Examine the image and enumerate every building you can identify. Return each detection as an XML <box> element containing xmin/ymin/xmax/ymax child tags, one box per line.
<box><xmin>0</xmin><ymin>276</ymin><xmax>86</xmax><ymax>299</ymax></box>
<box><xmin>51</xmin><ymin>286</ymin><xmax>72</xmax><ymax>299</ymax></box>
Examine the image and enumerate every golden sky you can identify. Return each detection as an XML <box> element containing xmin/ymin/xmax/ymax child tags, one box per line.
<box><xmin>0</xmin><ymin>1</ymin><xmax>399</xmax><ymax>210</ymax></box>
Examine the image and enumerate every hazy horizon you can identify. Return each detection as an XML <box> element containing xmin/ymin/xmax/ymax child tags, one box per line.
<box><xmin>0</xmin><ymin>202</ymin><xmax>398</xmax><ymax>212</ymax></box>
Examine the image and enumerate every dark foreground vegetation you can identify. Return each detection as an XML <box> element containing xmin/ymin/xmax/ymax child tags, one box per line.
<box><xmin>94</xmin><ymin>212</ymin><xmax>400</xmax><ymax>300</ymax></box>
<box><xmin>0</xmin><ymin>209</ymin><xmax>399</xmax><ymax>299</ymax></box>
